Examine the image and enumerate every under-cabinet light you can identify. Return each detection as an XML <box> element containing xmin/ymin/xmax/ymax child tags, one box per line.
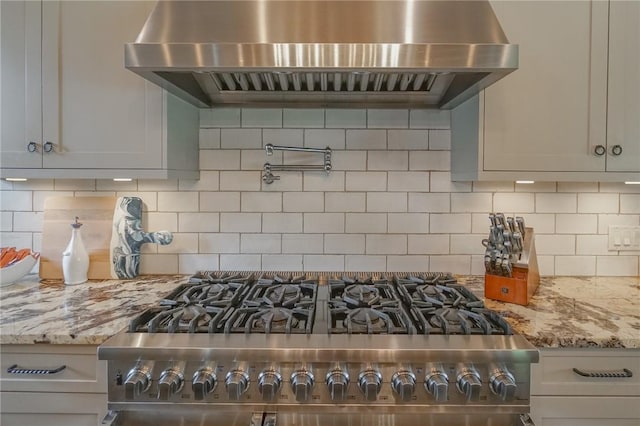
<box><xmin>113</xmin><ymin>178</ymin><xmax>133</xmax><ymax>182</ymax></box>
<box><xmin>4</xmin><ymin>178</ymin><xmax>28</xmax><ymax>182</ymax></box>
<box><xmin>624</xmin><ymin>181</ymin><xmax>640</xmax><ymax>185</ymax></box>
<box><xmin>516</xmin><ymin>180</ymin><xmax>535</xmax><ymax>184</ymax></box>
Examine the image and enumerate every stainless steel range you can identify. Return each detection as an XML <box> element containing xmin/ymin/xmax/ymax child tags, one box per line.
<box><xmin>98</xmin><ymin>272</ymin><xmax>538</xmax><ymax>426</ymax></box>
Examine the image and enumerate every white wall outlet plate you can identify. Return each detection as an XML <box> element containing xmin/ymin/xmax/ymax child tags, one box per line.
<box><xmin>608</xmin><ymin>225</ymin><xmax>640</xmax><ymax>251</ymax></box>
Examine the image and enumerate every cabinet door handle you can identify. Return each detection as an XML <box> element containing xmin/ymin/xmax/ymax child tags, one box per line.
<box><xmin>573</xmin><ymin>367</ymin><xmax>633</xmax><ymax>378</ymax></box>
<box><xmin>593</xmin><ymin>145</ymin><xmax>606</xmax><ymax>156</ymax></box>
<box><xmin>43</xmin><ymin>141</ymin><xmax>54</xmax><ymax>153</ymax></box>
<box><xmin>610</xmin><ymin>144</ymin><xmax>623</xmax><ymax>156</ymax></box>
<box><xmin>27</xmin><ymin>141</ymin><xmax>38</xmax><ymax>152</ymax></box>
<box><xmin>7</xmin><ymin>364</ymin><xmax>66</xmax><ymax>375</ymax></box>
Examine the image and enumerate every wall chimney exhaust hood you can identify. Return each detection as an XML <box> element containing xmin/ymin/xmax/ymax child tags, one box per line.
<box><xmin>126</xmin><ymin>0</ymin><xmax>518</xmax><ymax>109</ymax></box>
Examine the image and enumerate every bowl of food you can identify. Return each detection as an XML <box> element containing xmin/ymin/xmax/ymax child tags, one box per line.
<box><xmin>0</xmin><ymin>247</ymin><xmax>40</xmax><ymax>287</ymax></box>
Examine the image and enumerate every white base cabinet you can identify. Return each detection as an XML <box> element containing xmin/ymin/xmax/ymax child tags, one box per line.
<box><xmin>0</xmin><ymin>344</ymin><xmax>107</xmax><ymax>426</ymax></box>
<box><xmin>530</xmin><ymin>348</ymin><xmax>640</xmax><ymax>426</ymax></box>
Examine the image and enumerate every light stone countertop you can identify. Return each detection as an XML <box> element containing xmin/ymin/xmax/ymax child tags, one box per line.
<box><xmin>1</xmin><ymin>274</ymin><xmax>638</xmax><ymax>348</ymax></box>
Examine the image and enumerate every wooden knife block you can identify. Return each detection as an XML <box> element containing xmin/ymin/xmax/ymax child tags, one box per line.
<box><xmin>484</xmin><ymin>227</ymin><xmax>540</xmax><ymax>306</ymax></box>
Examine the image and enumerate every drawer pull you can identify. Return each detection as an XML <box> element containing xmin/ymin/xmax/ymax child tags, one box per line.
<box><xmin>573</xmin><ymin>367</ymin><xmax>633</xmax><ymax>378</ymax></box>
<box><xmin>7</xmin><ymin>364</ymin><xmax>66</xmax><ymax>375</ymax></box>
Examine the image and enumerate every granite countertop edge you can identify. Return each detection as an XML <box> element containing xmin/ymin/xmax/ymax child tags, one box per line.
<box><xmin>1</xmin><ymin>274</ymin><xmax>638</xmax><ymax>349</ymax></box>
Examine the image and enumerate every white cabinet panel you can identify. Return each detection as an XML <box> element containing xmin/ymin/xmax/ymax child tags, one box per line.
<box><xmin>0</xmin><ymin>391</ymin><xmax>106</xmax><ymax>426</ymax></box>
<box><xmin>531</xmin><ymin>396</ymin><xmax>640</xmax><ymax>426</ymax></box>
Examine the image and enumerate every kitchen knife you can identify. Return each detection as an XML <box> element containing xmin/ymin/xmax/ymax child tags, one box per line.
<box><xmin>506</xmin><ymin>217</ymin><xmax>515</xmax><ymax>233</ymax></box>
<box><xmin>495</xmin><ymin>213</ymin><xmax>506</xmax><ymax>227</ymax></box>
<box><xmin>512</xmin><ymin>232</ymin><xmax>523</xmax><ymax>255</ymax></box>
<box><xmin>489</xmin><ymin>213</ymin><xmax>497</xmax><ymax>227</ymax></box>
<box><xmin>515</xmin><ymin>216</ymin><xmax>526</xmax><ymax>237</ymax></box>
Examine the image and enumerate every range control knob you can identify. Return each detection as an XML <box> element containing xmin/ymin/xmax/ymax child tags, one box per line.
<box><xmin>358</xmin><ymin>369</ymin><xmax>383</xmax><ymax>401</ymax></box>
<box><xmin>124</xmin><ymin>364</ymin><xmax>152</xmax><ymax>400</ymax></box>
<box><xmin>158</xmin><ymin>366</ymin><xmax>185</xmax><ymax>400</ymax></box>
<box><xmin>456</xmin><ymin>365</ymin><xmax>482</xmax><ymax>402</ymax></box>
<box><xmin>489</xmin><ymin>366</ymin><xmax>517</xmax><ymax>401</ymax></box>
<box><xmin>425</xmin><ymin>366</ymin><xmax>449</xmax><ymax>402</ymax></box>
<box><xmin>391</xmin><ymin>370</ymin><xmax>416</xmax><ymax>402</ymax></box>
<box><xmin>290</xmin><ymin>369</ymin><xmax>315</xmax><ymax>402</ymax></box>
<box><xmin>258</xmin><ymin>369</ymin><xmax>282</xmax><ymax>402</ymax></box>
<box><xmin>326</xmin><ymin>368</ymin><xmax>350</xmax><ymax>401</ymax></box>
<box><xmin>225</xmin><ymin>369</ymin><xmax>250</xmax><ymax>400</ymax></box>
<box><xmin>192</xmin><ymin>368</ymin><xmax>216</xmax><ymax>401</ymax></box>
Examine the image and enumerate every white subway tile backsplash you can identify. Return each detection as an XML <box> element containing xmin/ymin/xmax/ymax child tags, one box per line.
<box><xmin>263</xmin><ymin>129</ymin><xmax>304</xmax><ymax>148</ymax></box>
<box><xmin>408</xmin><ymin>193</ymin><xmax>450</xmax><ymax>213</ymax></box>
<box><xmin>367</xmin><ymin>109</ymin><xmax>408</xmax><ymax>129</ymax></box>
<box><xmin>303</xmin><ymin>255</ymin><xmax>344</xmax><ymax>271</ymax></box>
<box><xmin>557</xmin><ymin>182</ymin><xmax>598</xmax><ymax>193</ymax></box>
<box><xmin>139</xmin><ymin>254</ymin><xmax>179</xmax><ymax>274</ymax></box>
<box><xmin>515</xmin><ymin>182</ymin><xmax>556</xmax><ymax>193</ymax></box>
<box><xmin>430</xmin><ymin>172</ymin><xmax>472</xmax><ymax>192</ymax></box>
<box><xmin>430</xmin><ymin>214</ymin><xmax>471</xmax><ymax>234</ymax></box>
<box><xmin>346</xmin><ymin>172</ymin><xmax>387</xmax><ymax>191</ymax></box>
<box><xmin>0</xmin><ymin>212</ymin><xmax>12</xmax><ymax>232</ymax></box>
<box><xmin>429</xmin><ymin>255</ymin><xmax>471</xmax><ymax>274</ymax></box>
<box><xmin>387</xmin><ymin>255</ymin><xmax>429</xmax><ymax>271</ymax></box>
<box><xmin>146</xmin><ymin>212</ymin><xmax>178</xmax><ymax>232</ymax></box>
<box><xmin>263</xmin><ymin>213</ymin><xmax>303</xmax><ymax>233</ymax></box>
<box><xmin>200</xmin><ymin>108</ymin><xmax>240</xmax><ymax>128</ymax></box>
<box><xmin>221</xmin><ymin>254</ymin><xmax>261</xmax><ymax>270</ymax></box>
<box><xmin>576</xmin><ymin>235</ymin><xmax>611</xmax><ymax>255</ymax></box>
<box><xmin>600</xmin><ymin>182</ymin><xmax>640</xmax><ymax>193</ymax></box>
<box><xmin>388</xmin><ymin>172</ymin><xmax>429</xmax><ymax>192</ymax></box>
<box><xmin>346</xmin><ymin>130</ymin><xmax>387</xmax><ymax>150</ymax></box>
<box><xmin>200</xmin><ymin>192</ymin><xmax>240</xmax><ymax>212</ymax></box>
<box><xmin>282</xmin><ymin>234</ymin><xmax>324</xmax><ymax>254</ymax></box>
<box><xmin>97</xmin><ymin>179</ymin><xmax>137</xmax><ymax>191</ymax></box>
<box><xmin>535</xmin><ymin>235</ymin><xmax>575</xmax><ymax>255</ymax></box>
<box><xmin>200</xmin><ymin>150</ymin><xmax>240</xmax><ymax>170</ymax></box>
<box><xmin>261</xmin><ymin>172</ymin><xmax>303</xmax><ymax>192</ymax></box>
<box><xmin>179</xmin><ymin>254</ymin><xmax>219</xmax><ymax>273</ymax></box>
<box><xmin>325</xmin><ymin>234</ymin><xmax>365</xmax><ymax>254</ymax></box>
<box><xmin>33</xmin><ymin>191</ymin><xmax>71</xmax><ymax>211</ymax></box>
<box><xmin>388</xmin><ymin>130</ymin><xmax>428</xmax><ymax>150</ymax></box>
<box><xmin>199</xmin><ymin>128</ymin><xmax>221</xmax><ymax>149</ymax></box>
<box><xmin>366</xmin><ymin>234</ymin><xmax>407</xmax><ymax>254</ymax></box>
<box><xmin>220</xmin><ymin>171</ymin><xmax>261</xmax><ymax>191</ymax></box>
<box><xmin>304</xmin><ymin>213</ymin><xmax>344</xmax><ymax>233</ymax></box>
<box><xmin>345</xmin><ymin>213</ymin><xmax>387</xmax><ymax>234</ymax></box>
<box><xmin>537</xmin><ymin>255</ymin><xmax>555</xmax><ymax>276</ymax></box>
<box><xmin>262</xmin><ymin>255</ymin><xmax>303</xmax><ymax>270</ymax></box>
<box><xmin>304</xmin><ymin>129</ymin><xmax>345</xmax><ymax>150</ymax></box>
<box><xmin>241</xmin><ymin>150</ymin><xmax>278</xmax><ymax>171</ymax></box>
<box><xmin>220</xmin><ymin>213</ymin><xmax>262</xmax><ymax>232</ymax></box>
<box><xmin>450</xmin><ymin>234</ymin><xmax>486</xmax><ymax>255</ymax></box>
<box><xmin>304</xmin><ymin>171</ymin><xmax>345</xmax><ymax>192</ymax></box>
<box><xmin>325</xmin><ymin>193</ymin><xmax>366</xmax><ymax>212</ymax></box>
<box><xmin>409</xmin><ymin>110</ymin><xmax>450</xmax><ymax>129</ymax></box>
<box><xmin>620</xmin><ymin>194</ymin><xmax>640</xmax><ymax>214</ymax></box>
<box><xmin>493</xmin><ymin>193</ymin><xmax>535</xmax><ymax>213</ymax></box>
<box><xmin>332</xmin><ymin>151</ymin><xmax>367</xmax><ymax>171</ymax></box>
<box><xmin>283</xmin><ymin>192</ymin><xmax>324</xmax><ymax>212</ymax></box>
<box><xmin>451</xmin><ymin>193</ymin><xmax>492</xmax><ymax>213</ymax></box>
<box><xmin>597</xmin><ymin>214</ymin><xmax>640</xmax><ymax>234</ymax></box>
<box><xmin>536</xmin><ymin>193</ymin><xmax>577</xmax><ymax>213</ymax></box>
<box><xmin>179</xmin><ymin>171</ymin><xmax>220</xmax><ymax>192</ymax></box>
<box><xmin>138</xmin><ymin>180</ymin><xmax>178</xmax><ymax>192</ymax></box>
<box><xmin>345</xmin><ymin>255</ymin><xmax>386</xmax><ymax>271</ymax></box>
<box><xmin>221</xmin><ymin>129</ymin><xmax>262</xmax><ymax>149</ymax></box>
<box><xmin>517</xmin><ymin>214</ymin><xmax>555</xmax><ymax>234</ymax></box>
<box><xmin>428</xmin><ymin>130</ymin><xmax>452</xmax><ymax>150</ymax></box>
<box><xmin>179</xmin><ymin>212</ymin><xmax>220</xmax><ymax>233</ymax></box>
<box><xmin>555</xmin><ymin>214</ymin><xmax>598</xmax><ymax>234</ymax></box>
<box><xmin>53</xmin><ymin>179</ymin><xmax>96</xmax><ymax>191</ymax></box>
<box><xmin>325</xmin><ymin>109</ymin><xmax>366</xmax><ymax>129</ymax></box>
<box><xmin>409</xmin><ymin>151</ymin><xmax>450</xmax><ymax>171</ymax></box>
<box><xmin>241</xmin><ymin>192</ymin><xmax>282</xmax><ymax>212</ymax></box>
<box><xmin>578</xmin><ymin>193</ymin><xmax>619</xmax><ymax>213</ymax></box>
<box><xmin>472</xmin><ymin>181</ymin><xmax>514</xmax><ymax>192</ymax></box>
<box><xmin>158</xmin><ymin>233</ymin><xmax>199</xmax><ymax>254</ymax></box>
<box><xmin>471</xmin><ymin>213</ymin><xmax>491</xmax><ymax>234</ymax></box>
<box><xmin>367</xmin><ymin>193</ymin><xmax>407</xmax><ymax>212</ymax></box>
<box><xmin>0</xmin><ymin>232</ymin><xmax>33</xmax><ymax>250</ymax></box>
<box><xmin>199</xmin><ymin>233</ymin><xmax>240</xmax><ymax>253</ymax></box>
<box><xmin>555</xmin><ymin>256</ymin><xmax>596</xmax><ymax>276</ymax></box>
<box><xmin>407</xmin><ymin>234</ymin><xmax>449</xmax><ymax>254</ymax></box>
<box><xmin>368</xmin><ymin>151</ymin><xmax>408</xmax><ymax>171</ymax></box>
<box><xmin>241</xmin><ymin>108</ymin><xmax>282</xmax><ymax>128</ymax></box>
<box><xmin>283</xmin><ymin>109</ymin><xmax>324</xmax><ymax>128</ymax></box>
<box><xmin>388</xmin><ymin>213</ymin><xmax>429</xmax><ymax>234</ymax></box>
<box><xmin>241</xmin><ymin>234</ymin><xmax>281</xmax><ymax>253</ymax></box>
<box><xmin>596</xmin><ymin>255</ymin><xmax>639</xmax><ymax>276</ymax></box>
<box><xmin>12</xmin><ymin>180</ymin><xmax>54</xmax><ymax>191</ymax></box>
<box><xmin>12</xmin><ymin>212</ymin><xmax>43</xmax><ymax>232</ymax></box>
<box><xmin>158</xmin><ymin>192</ymin><xmax>199</xmax><ymax>212</ymax></box>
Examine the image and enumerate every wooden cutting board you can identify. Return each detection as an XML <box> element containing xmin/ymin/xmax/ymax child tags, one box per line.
<box><xmin>40</xmin><ymin>196</ymin><xmax>116</xmax><ymax>280</ymax></box>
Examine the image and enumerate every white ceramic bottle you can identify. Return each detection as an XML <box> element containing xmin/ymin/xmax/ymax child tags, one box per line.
<box><xmin>62</xmin><ymin>217</ymin><xmax>89</xmax><ymax>285</ymax></box>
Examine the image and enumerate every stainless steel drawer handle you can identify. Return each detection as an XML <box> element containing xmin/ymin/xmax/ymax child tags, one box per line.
<box><xmin>7</xmin><ymin>364</ymin><xmax>66</xmax><ymax>375</ymax></box>
<box><xmin>573</xmin><ymin>367</ymin><xmax>632</xmax><ymax>378</ymax></box>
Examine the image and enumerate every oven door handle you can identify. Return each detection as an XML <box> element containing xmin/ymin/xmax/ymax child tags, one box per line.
<box><xmin>102</xmin><ymin>410</ymin><xmax>120</xmax><ymax>426</ymax></box>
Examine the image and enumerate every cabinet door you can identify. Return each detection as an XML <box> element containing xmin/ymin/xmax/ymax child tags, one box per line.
<box><xmin>0</xmin><ymin>391</ymin><xmax>106</xmax><ymax>426</ymax></box>
<box><xmin>0</xmin><ymin>0</ymin><xmax>43</xmax><ymax>169</ymax></box>
<box><xmin>41</xmin><ymin>1</ymin><xmax>164</xmax><ymax>171</ymax></box>
<box><xmin>482</xmin><ymin>1</ymin><xmax>608</xmax><ymax>172</ymax></box>
<box><xmin>606</xmin><ymin>0</ymin><xmax>640</xmax><ymax>172</ymax></box>
<box><xmin>531</xmin><ymin>396</ymin><xmax>640</xmax><ymax>426</ymax></box>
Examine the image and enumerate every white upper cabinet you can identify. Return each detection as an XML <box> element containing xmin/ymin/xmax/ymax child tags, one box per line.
<box><xmin>451</xmin><ymin>0</ymin><xmax>640</xmax><ymax>182</ymax></box>
<box><xmin>0</xmin><ymin>1</ymin><xmax>199</xmax><ymax>179</ymax></box>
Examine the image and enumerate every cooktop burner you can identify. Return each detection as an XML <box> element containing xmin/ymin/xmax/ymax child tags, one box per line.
<box><xmin>127</xmin><ymin>272</ymin><xmax>511</xmax><ymax>336</ymax></box>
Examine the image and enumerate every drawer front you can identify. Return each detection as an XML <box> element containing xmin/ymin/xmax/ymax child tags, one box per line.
<box><xmin>0</xmin><ymin>345</ymin><xmax>107</xmax><ymax>393</ymax></box>
<box><xmin>531</xmin><ymin>396</ymin><xmax>640</xmax><ymax>425</ymax></box>
<box><xmin>531</xmin><ymin>349</ymin><xmax>640</xmax><ymax>396</ymax></box>
<box><xmin>0</xmin><ymin>391</ymin><xmax>107</xmax><ymax>426</ymax></box>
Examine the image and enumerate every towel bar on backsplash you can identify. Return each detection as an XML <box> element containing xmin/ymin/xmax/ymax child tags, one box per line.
<box><xmin>262</xmin><ymin>143</ymin><xmax>332</xmax><ymax>184</ymax></box>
